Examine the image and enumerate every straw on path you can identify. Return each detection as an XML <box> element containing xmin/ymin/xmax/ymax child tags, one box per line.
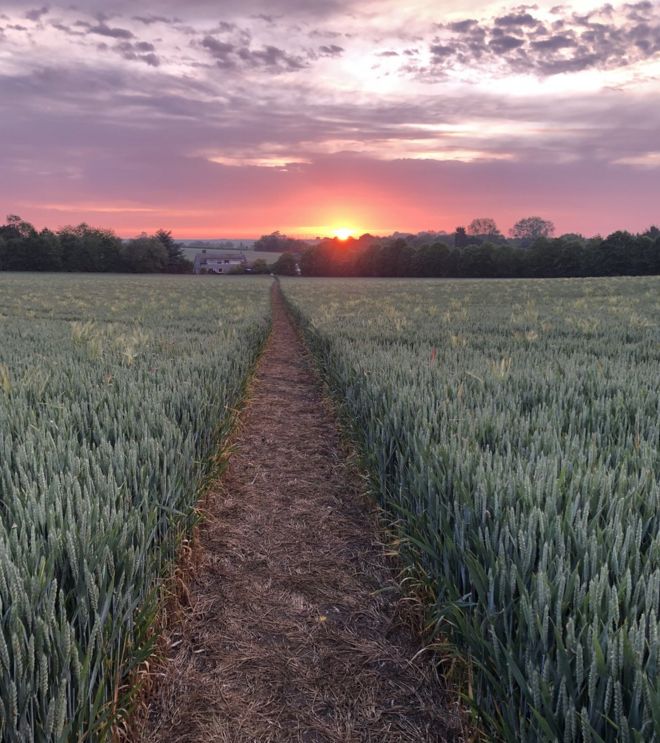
<box><xmin>139</xmin><ymin>285</ymin><xmax>462</xmax><ymax>742</ymax></box>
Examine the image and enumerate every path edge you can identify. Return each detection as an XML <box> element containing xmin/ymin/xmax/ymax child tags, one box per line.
<box><xmin>274</xmin><ymin>279</ymin><xmax>476</xmax><ymax>740</ymax></box>
<box><xmin>117</xmin><ymin>284</ymin><xmax>275</xmax><ymax>742</ymax></box>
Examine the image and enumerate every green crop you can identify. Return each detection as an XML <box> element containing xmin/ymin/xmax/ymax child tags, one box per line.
<box><xmin>282</xmin><ymin>276</ymin><xmax>660</xmax><ymax>741</ymax></box>
<box><xmin>0</xmin><ymin>274</ymin><xmax>271</xmax><ymax>741</ymax></box>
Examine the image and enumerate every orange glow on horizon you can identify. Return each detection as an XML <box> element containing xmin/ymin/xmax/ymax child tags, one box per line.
<box><xmin>332</xmin><ymin>227</ymin><xmax>355</xmax><ymax>240</ymax></box>
<box><xmin>22</xmin><ymin>187</ymin><xmax>437</xmax><ymax>240</ymax></box>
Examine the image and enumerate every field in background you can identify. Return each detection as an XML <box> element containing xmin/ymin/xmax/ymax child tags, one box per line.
<box><xmin>282</xmin><ymin>276</ymin><xmax>660</xmax><ymax>740</ymax></box>
<box><xmin>181</xmin><ymin>247</ymin><xmax>283</xmax><ymax>264</ymax></box>
<box><xmin>0</xmin><ymin>274</ymin><xmax>271</xmax><ymax>740</ymax></box>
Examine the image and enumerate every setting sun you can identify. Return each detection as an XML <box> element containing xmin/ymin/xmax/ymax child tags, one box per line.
<box><xmin>333</xmin><ymin>227</ymin><xmax>355</xmax><ymax>240</ymax></box>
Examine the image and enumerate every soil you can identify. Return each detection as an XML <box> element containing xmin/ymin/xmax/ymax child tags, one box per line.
<box><xmin>137</xmin><ymin>285</ymin><xmax>463</xmax><ymax>742</ymax></box>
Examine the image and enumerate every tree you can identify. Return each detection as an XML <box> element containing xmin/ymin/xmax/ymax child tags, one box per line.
<box><xmin>254</xmin><ymin>231</ymin><xmax>303</xmax><ymax>253</ymax></box>
<box><xmin>300</xmin><ymin>244</ymin><xmax>334</xmax><ymax>276</ymax></box>
<box><xmin>632</xmin><ymin>235</ymin><xmax>659</xmax><ymax>274</ymax></box>
<box><xmin>0</xmin><ymin>216</ymin><xmax>38</xmax><ymax>270</ymax></box>
<box><xmin>553</xmin><ymin>239</ymin><xmax>585</xmax><ymax>277</ymax></box>
<box><xmin>457</xmin><ymin>243</ymin><xmax>497</xmax><ymax>277</ymax></box>
<box><xmin>0</xmin><ymin>215</ymin><xmax>36</xmax><ymax>240</ymax></box>
<box><xmin>597</xmin><ymin>231</ymin><xmax>637</xmax><ymax>276</ymax></box>
<box><xmin>354</xmin><ymin>243</ymin><xmax>382</xmax><ymax>276</ymax></box>
<box><xmin>31</xmin><ymin>229</ymin><xmax>63</xmax><ymax>271</ymax></box>
<box><xmin>272</xmin><ymin>252</ymin><xmax>298</xmax><ymax>276</ymax></box>
<box><xmin>154</xmin><ymin>229</ymin><xmax>190</xmax><ymax>273</ymax></box>
<box><xmin>454</xmin><ymin>226</ymin><xmax>468</xmax><ymax>248</ymax></box>
<box><xmin>375</xmin><ymin>239</ymin><xmax>412</xmax><ymax>276</ymax></box>
<box><xmin>250</xmin><ymin>258</ymin><xmax>270</xmax><ymax>274</ymax></box>
<box><xmin>58</xmin><ymin>224</ymin><xmax>123</xmax><ymax>272</ymax></box>
<box><xmin>121</xmin><ymin>234</ymin><xmax>168</xmax><ymax>273</ymax></box>
<box><xmin>411</xmin><ymin>242</ymin><xmax>452</xmax><ymax>277</ymax></box>
<box><xmin>509</xmin><ymin>216</ymin><xmax>555</xmax><ymax>243</ymax></box>
<box><xmin>492</xmin><ymin>244</ymin><xmax>524</xmax><ymax>277</ymax></box>
<box><xmin>467</xmin><ymin>217</ymin><xmax>500</xmax><ymax>238</ymax></box>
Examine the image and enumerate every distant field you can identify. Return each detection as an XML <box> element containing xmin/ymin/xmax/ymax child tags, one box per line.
<box><xmin>282</xmin><ymin>276</ymin><xmax>660</xmax><ymax>741</ymax></box>
<box><xmin>181</xmin><ymin>247</ymin><xmax>283</xmax><ymax>263</ymax></box>
<box><xmin>0</xmin><ymin>274</ymin><xmax>271</xmax><ymax>740</ymax></box>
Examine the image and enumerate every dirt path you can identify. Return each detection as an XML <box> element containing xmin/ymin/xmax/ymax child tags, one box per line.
<box><xmin>139</xmin><ymin>286</ymin><xmax>461</xmax><ymax>742</ymax></box>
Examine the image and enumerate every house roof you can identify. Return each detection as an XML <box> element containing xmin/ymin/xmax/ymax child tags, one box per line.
<box><xmin>195</xmin><ymin>251</ymin><xmax>247</xmax><ymax>261</ymax></box>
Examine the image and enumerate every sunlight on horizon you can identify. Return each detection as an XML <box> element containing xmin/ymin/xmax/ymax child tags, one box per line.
<box><xmin>332</xmin><ymin>227</ymin><xmax>356</xmax><ymax>240</ymax></box>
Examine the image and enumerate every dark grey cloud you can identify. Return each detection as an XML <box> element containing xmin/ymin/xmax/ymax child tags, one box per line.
<box><xmin>115</xmin><ymin>40</ymin><xmax>160</xmax><ymax>66</ymax></box>
<box><xmin>88</xmin><ymin>21</ymin><xmax>134</xmax><ymax>39</ymax></box>
<box><xmin>495</xmin><ymin>12</ymin><xmax>539</xmax><ymax>26</ymax></box>
<box><xmin>25</xmin><ymin>6</ymin><xmax>49</xmax><ymax>21</ymax></box>
<box><xmin>427</xmin><ymin>2</ymin><xmax>660</xmax><ymax>77</ymax></box>
<box><xmin>240</xmin><ymin>44</ymin><xmax>306</xmax><ymax>69</ymax></box>
<box><xmin>210</xmin><ymin>21</ymin><xmax>239</xmax><ymax>33</ymax></box>
<box><xmin>309</xmin><ymin>29</ymin><xmax>343</xmax><ymax>39</ymax></box>
<box><xmin>201</xmin><ymin>36</ymin><xmax>237</xmax><ymax>68</ymax></box>
<box><xmin>318</xmin><ymin>44</ymin><xmax>344</xmax><ymax>56</ymax></box>
<box><xmin>625</xmin><ymin>1</ymin><xmax>654</xmax><ymax>22</ymax></box>
<box><xmin>447</xmin><ymin>19</ymin><xmax>478</xmax><ymax>33</ymax></box>
<box><xmin>489</xmin><ymin>34</ymin><xmax>525</xmax><ymax>51</ymax></box>
<box><xmin>531</xmin><ymin>34</ymin><xmax>576</xmax><ymax>51</ymax></box>
<box><xmin>132</xmin><ymin>15</ymin><xmax>179</xmax><ymax>25</ymax></box>
<box><xmin>201</xmin><ymin>34</ymin><xmax>306</xmax><ymax>71</ymax></box>
<box><xmin>50</xmin><ymin>21</ymin><xmax>85</xmax><ymax>36</ymax></box>
<box><xmin>540</xmin><ymin>52</ymin><xmax>601</xmax><ymax>73</ymax></box>
<box><xmin>52</xmin><ymin>15</ymin><xmax>161</xmax><ymax>65</ymax></box>
<box><xmin>430</xmin><ymin>43</ymin><xmax>454</xmax><ymax>61</ymax></box>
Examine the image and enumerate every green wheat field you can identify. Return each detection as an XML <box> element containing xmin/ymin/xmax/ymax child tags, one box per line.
<box><xmin>0</xmin><ymin>273</ymin><xmax>658</xmax><ymax>740</ymax></box>
<box><xmin>282</xmin><ymin>276</ymin><xmax>660</xmax><ymax>741</ymax></box>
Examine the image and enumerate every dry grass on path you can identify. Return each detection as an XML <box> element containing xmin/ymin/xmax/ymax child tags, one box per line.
<box><xmin>137</xmin><ymin>286</ymin><xmax>464</xmax><ymax>742</ymax></box>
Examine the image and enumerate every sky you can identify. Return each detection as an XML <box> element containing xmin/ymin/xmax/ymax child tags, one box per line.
<box><xmin>1</xmin><ymin>0</ymin><xmax>659</xmax><ymax>238</ymax></box>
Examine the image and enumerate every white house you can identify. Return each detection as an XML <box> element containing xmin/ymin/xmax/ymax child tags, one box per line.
<box><xmin>192</xmin><ymin>250</ymin><xmax>248</xmax><ymax>275</ymax></box>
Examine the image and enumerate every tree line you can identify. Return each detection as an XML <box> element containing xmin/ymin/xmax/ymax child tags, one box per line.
<box><xmin>297</xmin><ymin>219</ymin><xmax>660</xmax><ymax>278</ymax></box>
<box><xmin>3</xmin><ymin>214</ymin><xmax>659</xmax><ymax>278</ymax></box>
<box><xmin>0</xmin><ymin>216</ymin><xmax>190</xmax><ymax>273</ymax></box>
